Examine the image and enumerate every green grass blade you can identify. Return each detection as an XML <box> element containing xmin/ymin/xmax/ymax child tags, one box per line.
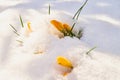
<box><xmin>9</xmin><ymin>24</ymin><xmax>17</xmax><ymax>32</ymax></box>
<box><xmin>73</xmin><ymin>0</ymin><xmax>88</xmax><ymax>20</ymax></box>
<box><xmin>86</xmin><ymin>47</ymin><xmax>97</xmax><ymax>55</ymax></box>
<box><xmin>13</xmin><ymin>31</ymin><xmax>20</xmax><ymax>36</ymax></box>
<box><xmin>19</xmin><ymin>15</ymin><xmax>24</xmax><ymax>28</ymax></box>
<box><xmin>70</xmin><ymin>23</ymin><xmax>76</xmax><ymax>32</ymax></box>
<box><xmin>48</xmin><ymin>4</ymin><xmax>51</xmax><ymax>15</ymax></box>
<box><xmin>77</xmin><ymin>29</ymin><xmax>83</xmax><ymax>39</ymax></box>
<box><xmin>76</xmin><ymin>11</ymin><xmax>81</xmax><ymax>20</ymax></box>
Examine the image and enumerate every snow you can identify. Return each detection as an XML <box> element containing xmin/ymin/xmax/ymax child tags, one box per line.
<box><xmin>0</xmin><ymin>0</ymin><xmax>120</xmax><ymax>80</ymax></box>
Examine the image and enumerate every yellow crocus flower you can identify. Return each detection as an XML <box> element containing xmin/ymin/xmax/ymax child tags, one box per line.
<box><xmin>25</xmin><ymin>22</ymin><xmax>32</xmax><ymax>36</ymax></box>
<box><xmin>57</xmin><ymin>56</ymin><xmax>73</xmax><ymax>69</ymax></box>
<box><xmin>27</xmin><ymin>22</ymin><xmax>32</xmax><ymax>32</ymax></box>
<box><xmin>50</xmin><ymin>20</ymin><xmax>71</xmax><ymax>33</ymax></box>
<box><xmin>50</xmin><ymin>20</ymin><xmax>64</xmax><ymax>32</ymax></box>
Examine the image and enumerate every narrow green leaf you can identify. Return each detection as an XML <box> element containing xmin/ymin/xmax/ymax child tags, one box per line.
<box><xmin>9</xmin><ymin>24</ymin><xmax>20</xmax><ymax>36</ymax></box>
<box><xmin>76</xmin><ymin>11</ymin><xmax>81</xmax><ymax>20</ymax></box>
<box><xmin>9</xmin><ymin>24</ymin><xmax>17</xmax><ymax>32</ymax></box>
<box><xmin>73</xmin><ymin>0</ymin><xmax>88</xmax><ymax>20</ymax></box>
<box><xmin>70</xmin><ymin>23</ymin><xmax>76</xmax><ymax>32</ymax></box>
<box><xmin>77</xmin><ymin>29</ymin><xmax>83</xmax><ymax>39</ymax></box>
<box><xmin>13</xmin><ymin>31</ymin><xmax>20</xmax><ymax>36</ymax></box>
<box><xmin>48</xmin><ymin>4</ymin><xmax>51</xmax><ymax>15</ymax></box>
<box><xmin>19</xmin><ymin>15</ymin><xmax>24</xmax><ymax>28</ymax></box>
<box><xmin>86</xmin><ymin>47</ymin><xmax>97</xmax><ymax>55</ymax></box>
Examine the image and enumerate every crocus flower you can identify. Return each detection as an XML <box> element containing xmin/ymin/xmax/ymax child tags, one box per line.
<box><xmin>50</xmin><ymin>20</ymin><xmax>72</xmax><ymax>34</ymax></box>
<box><xmin>57</xmin><ymin>56</ymin><xmax>73</xmax><ymax>69</ymax></box>
<box><xmin>56</xmin><ymin>56</ymin><xmax>73</xmax><ymax>76</ymax></box>
<box><xmin>25</xmin><ymin>22</ymin><xmax>32</xmax><ymax>36</ymax></box>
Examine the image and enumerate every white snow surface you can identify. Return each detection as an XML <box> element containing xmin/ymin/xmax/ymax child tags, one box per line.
<box><xmin>0</xmin><ymin>0</ymin><xmax>120</xmax><ymax>80</ymax></box>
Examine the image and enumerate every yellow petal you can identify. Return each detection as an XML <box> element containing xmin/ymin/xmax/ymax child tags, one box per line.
<box><xmin>50</xmin><ymin>20</ymin><xmax>64</xmax><ymax>32</ymax></box>
<box><xmin>57</xmin><ymin>56</ymin><xmax>73</xmax><ymax>69</ymax></box>
<box><xmin>25</xmin><ymin>22</ymin><xmax>32</xmax><ymax>36</ymax></box>
<box><xmin>27</xmin><ymin>22</ymin><xmax>32</xmax><ymax>32</ymax></box>
<box><xmin>63</xmin><ymin>24</ymin><xmax>71</xmax><ymax>31</ymax></box>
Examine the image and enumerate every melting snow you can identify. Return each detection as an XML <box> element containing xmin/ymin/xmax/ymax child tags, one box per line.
<box><xmin>0</xmin><ymin>0</ymin><xmax>120</xmax><ymax>80</ymax></box>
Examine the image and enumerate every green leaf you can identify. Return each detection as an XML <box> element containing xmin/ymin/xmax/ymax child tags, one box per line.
<box><xmin>9</xmin><ymin>24</ymin><xmax>17</xmax><ymax>32</ymax></box>
<box><xmin>70</xmin><ymin>23</ymin><xmax>76</xmax><ymax>32</ymax></box>
<box><xmin>86</xmin><ymin>47</ymin><xmax>97</xmax><ymax>55</ymax></box>
<box><xmin>9</xmin><ymin>24</ymin><xmax>20</xmax><ymax>36</ymax></box>
<box><xmin>73</xmin><ymin>0</ymin><xmax>88</xmax><ymax>20</ymax></box>
<box><xmin>19</xmin><ymin>15</ymin><xmax>24</xmax><ymax>28</ymax></box>
<box><xmin>77</xmin><ymin>29</ymin><xmax>83</xmax><ymax>39</ymax></box>
<box><xmin>48</xmin><ymin>4</ymin><xmax>51</xmax><ymax>15</ymax></box>
<box><xmin>13</xmin><ymin>31</ymin><xmax>20</xmax><ymax>36</ymax></box>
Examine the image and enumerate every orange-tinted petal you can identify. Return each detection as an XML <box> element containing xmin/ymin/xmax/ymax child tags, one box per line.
<box><xmin>63</xmin><ymin>24</ymin><xmax>71</xmax><ymax>31</ymax></box>
<box><xmin>50</xmin><ymin>20</ymin><xmax>64</xmax><ymax>32</ymax></box>
<box><xmin>63</xmin><ymin>72</ymin><xmax>68</xmax><ymax>76</ymax></box>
